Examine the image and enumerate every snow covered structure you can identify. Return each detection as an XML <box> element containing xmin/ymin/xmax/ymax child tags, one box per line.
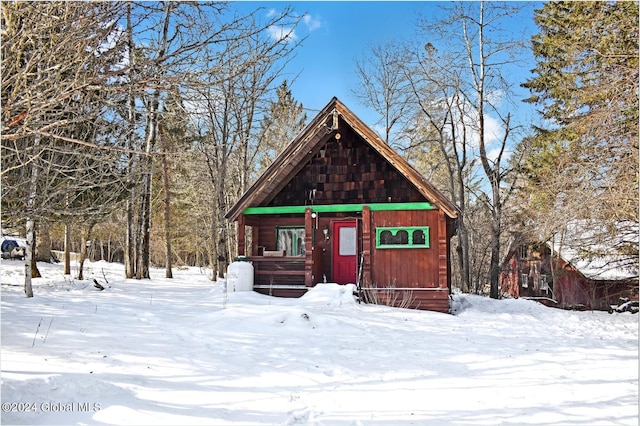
<box><xmin>226</xmin><ymin>97</ymin><xmax>459</xmax><ymax>312</ymax></box>
<box><xmin>500</xmin><ymin>222</ymin><xmax>638</xmax><ymax>310</ymax></box>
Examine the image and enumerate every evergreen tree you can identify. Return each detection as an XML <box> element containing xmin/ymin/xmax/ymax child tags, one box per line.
<box><xmin>520</xmin><ymin>2</ymin><xmax>638</xmax><ymax>268</ymax></box>
<box><xmin>255</xmin><ymin>81</ymin><xmax>307</xmax><ymax>177</ymax></box>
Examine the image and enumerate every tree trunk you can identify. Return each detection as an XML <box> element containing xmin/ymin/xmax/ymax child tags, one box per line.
<box><xmin>135</xmin><ymin>110</ymin><xmax>155</xmax><ymax>280</ymax></box>
<box><xmin>77</xmin><ymin>222</ymin><xmax>96</xmax><ymax>280</ymax></box>
<box><xmin>161</xmin><ymin>145</ymin><xmax>173</xmax><ymax>279</ymax></box>
<box><xmin>124</xmin><ymin>3</ymin><xmax>136</xmax><ymax>279</ymax></box>
<box><xmin>24</xmin><ymin>134</ymin><xmax>41</xmax><ymax>298</ymax></box>
<box><xmin>64</xmin><ymin>221</ymin><xmax>71</xmax><ymax>275</ymax></box>
<box><xmin>455</xmin><ymin>157</ymin><xmax>470</xmax><ymax>293</ymax></box>
<box><xmin>126</xmin><ymin>194</ymin><xmax>136</xmax><ymax>278</ymax></box>
<box><xmin>488</xmin><ymin>176</ymin><xmax>502</xmax><ymax>299</ymax></box>
<box><xmin>31</xmin><ymin>252</ymin><xmax>41</xmax><ymax>279</ymax></box>
<box><xmin>456</xmin><ymin>217</ymin><xmax>471</xmax><ymax>293</ymax></box>
<box><xmin>136</xmin><ymin>1</ymin><xmax>170</xmax><ymax>280</ymax></box>
<box><xmin>99</xmin><ymin>238</ymin><xmax>105</xmax><ymax>261</ymax></box>
<box><xmin>216</xmin><ymin>177</ymin><xmax>229</xmax><ymax>279</ymax></box>
<box><xmin>136</xmin><ymin>165</ymin><xmax>151</xmax><ymax>279</ymax></box>
<box><xmin>473</xmin><ymin>2</ymin><xmax>502</xmax><ymax>299</ymax></box>
<box><xmin>211</xmin><ymin>211</ymin><xmax>219</xmax><ymax>279</ymax></box>
<box><xmin>137</xmin><ymin>110</ymin><xmax>156</xmax><ymax>280</ymax></box>
<box><xmin>488</xmin><ymin>227</ymin><xmax>501</xmax><ymax>299</ymax></box>
<box><xmin>142</xmin><ymin>178</ymin><xmax>152</xmax><ymax>278</ymax></box>
<box><xmin>36</xmin><ymin>220</ymin><xmax>52</xmax><ymax>262</ymax></box>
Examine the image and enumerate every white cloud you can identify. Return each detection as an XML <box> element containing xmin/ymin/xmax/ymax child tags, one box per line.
<box><xmin>482</xmin><ymin>114</ymin><xmax>503</xmax><ymax>146</ymax></box>
<box><xmin>303</xmin><ymin>14</ymin><xmax>321</xmax><ymax>31</ymax></box>
<box><xmin>486</xmin><ymin>89</ymin><xmax>504</xmax><ymax>108</ymax></box>
<box><xmin>466</xmin><ymin>113</ymin><xmax>513</xmax><ymax>164</ymax></box>
<box><xmin>267</xmin><ymin>25</ymin><xmax>298</xmax><ymax>43</ymax></box>
<box><xmin>264</xmin><ymin>10</ymin><xmax>320</xmax><ymax>43</ymax></box>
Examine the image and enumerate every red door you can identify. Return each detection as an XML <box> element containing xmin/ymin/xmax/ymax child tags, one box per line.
<box><xmin>332</xmin><ymin>220</ymin><xmax>358</xmax><ymax>284</ymax></box>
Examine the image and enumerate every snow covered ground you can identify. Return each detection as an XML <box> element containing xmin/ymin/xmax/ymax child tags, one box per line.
<box><xmin>1</xmin><ymin>259</ymin><xmax>638</xmax><ymax>425</ymax></box>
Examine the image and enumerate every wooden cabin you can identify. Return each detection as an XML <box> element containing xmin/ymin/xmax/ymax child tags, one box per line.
<box><xmin>225</xmin><ymin>97</ymin><xmax>459</xmax><ymax>313</ymax></box>
<box><xmin>500</xmin><ymin>230</ymin><xmax>638</xmax><ymax>311</ymax></box>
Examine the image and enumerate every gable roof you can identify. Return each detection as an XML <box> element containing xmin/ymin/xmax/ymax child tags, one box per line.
<box><xmin>226</xmin><ymin>97</ymin><xmax>460</xmax><ymax>221</ymax></box>
<box><xmin>548</xmin><ymin>220</ymin><xmax>638</xmax><ymax>281</ymax></box>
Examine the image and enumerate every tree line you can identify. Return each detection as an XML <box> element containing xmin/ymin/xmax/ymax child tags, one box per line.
<box><xmin>2</xmin><ymin>1</ymin><xmax>306</xmax><ymax>296</ymax></box>
<box><xmin>2</xmin><ymin>1</ymin><xmax>637</xmax><ymax>299</ymax></box>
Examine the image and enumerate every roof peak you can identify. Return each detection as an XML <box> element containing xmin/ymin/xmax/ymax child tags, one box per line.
<box><xmin>226</xmin><ymin>98</ymin><xmax>459</xmax><ymax>221</ymax></box>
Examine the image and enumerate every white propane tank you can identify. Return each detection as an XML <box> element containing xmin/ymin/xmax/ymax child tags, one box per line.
<box><xmin>226</xmin><ymin>257</ymin><xmax>254</xmax><ymax>292</ymax></box>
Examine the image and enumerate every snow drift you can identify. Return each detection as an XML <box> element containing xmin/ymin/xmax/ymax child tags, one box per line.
<box><xmin>1</xmin><ymin>260</ymin><xmax>638</xmax><ymax>425</ymax></box>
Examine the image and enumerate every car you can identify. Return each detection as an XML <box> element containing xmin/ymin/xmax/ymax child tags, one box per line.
<box><xmin>1</xmin><ymin>239</ymin><xmax>25</xmax><ymax>261</ymax></box>
<box><xmin>609</xmin><ymin>297</ymin><xmax>639</xmax><ymax>314</ymax></box>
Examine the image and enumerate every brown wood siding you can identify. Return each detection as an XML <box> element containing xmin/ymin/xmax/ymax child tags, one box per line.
<box><xmin>250</xmin><ymin>257</ymin><xmax>305</xmax><ymax>286</ymax></box>
<box><xmin>246</xmin><ymin>214</ymin><xmax>334</xmax><ymax>284</ymax></box>
<box><xmin>369</xmin><ymin>210</ymin><xmax>442</xmax><ymax>289</ymax></box>
<box><xmin>438</xmin><ymin>210</ymin><xmax>448</xmax><ymax>291</ymax></box>
<box><xmin>266</xmin><ymin>120</ymin><xmax>425</xmax><ymax>207</ymax></box>
<box><xmin>499</xmin><ymin>244</ymin><xmax>638</xmax><ymax>311</ymax></box>
<box><xmin>244</xmin><ymin>209</ymin><xmax>450</xmax><ymax>312</ymax></box>
<box><xmin>362</xmin><ymin>206</ymin><xmax>372</xmax><ymax>287</ymax></box>
<box><xmin>361</xmin><ymin>288</ymin><xmax>449</xmax><ymax>312</ymax></box>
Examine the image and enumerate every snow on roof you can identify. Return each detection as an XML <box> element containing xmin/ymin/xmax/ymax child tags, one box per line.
<box><xmin>549</xmin><ymin>220</ymin><xmax>638</xmax><ymax>281</ymax></box>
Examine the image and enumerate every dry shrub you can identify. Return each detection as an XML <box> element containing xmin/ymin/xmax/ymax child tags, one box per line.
<box><xmin>360</xmin><ymin>285</ymin><xmax>416</xmax><ymax>309</ymax></box>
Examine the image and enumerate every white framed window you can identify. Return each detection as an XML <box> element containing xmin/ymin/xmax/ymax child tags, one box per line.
<box><xmin>520</xmin><ymin>246</ymin><xmax>528</xmax><ymax>259</ymax></box>
<box><xmin>539</xmin><ymin>274</ymin><xmax>548</xmax><ymax>291</ymax></box>
<box><xmin>521</xmin><ymin>273</ymin><xmax>529</xmax><ymax>288</ymax></box>
<box><xmin>276</xmin><ymin>227</ymin><xmax>305</xmax><ymax>256</ymax></box>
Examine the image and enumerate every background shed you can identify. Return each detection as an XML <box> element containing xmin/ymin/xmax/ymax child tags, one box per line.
<box><xmin>500</xmin><ymin>222</ymin><xmax>638</xmax><ymax>310</ymax></box>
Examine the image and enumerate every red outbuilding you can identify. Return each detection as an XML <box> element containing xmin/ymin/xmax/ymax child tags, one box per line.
<box><xmin>500</xmin><ymin>222</ymin><xmax>638</xmax><ymax>311</ymax></box>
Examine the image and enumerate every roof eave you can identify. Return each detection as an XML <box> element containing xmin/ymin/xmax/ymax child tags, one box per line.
<box><xmin>225</xmin><ymin>98</ymin><xmax>339</xmax><ymax>221</ymax></box>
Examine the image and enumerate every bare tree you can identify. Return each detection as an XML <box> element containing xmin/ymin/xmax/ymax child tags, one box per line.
<box><xmin>401</xmin><ymin>42</ymin><xmax>476</xmax><ymax>293</ymax></box>
<box><xmin>1</xmin><ymin>1</ymin><xmax>128</xmax><ymax>296</ymax></box>
<box><xmin>155</xmin><ymin>88</ymin><xmax>191</xmax><ymax>278</ymax></box>
<box><xmin>123</xmin><ymin>2</ymin><xmax>138</xmax><ymax>279</ymax></box>
<box><xmin>120</xmin><ymin>2</ymin><xmax>227</xmax><ymax>278</ymax></box>
<box><xmin>2</xmin><ymin>2</ymin><xmax>308</xmax><ymax>290</ymax></box>
<box><xmin>352</xmin><ymin>37</ymin><xmax>481</xmax><ymax>294</ymax></box>
<box><xmin>186</xmin><ymin>9</ymin><xmax>304</xmax><ymax>277</ymax></box>
<box><xmin>118</xmin><ymin>3</ymin><xmax>303</xmax><ymax>279</ymax></box>
<box><xmin>353</xmin><ymin>41</ymin><xmax>412</xmax><ymax>145</ymax></box>
<box><xmin>417</xmin><ymin>1</ymin><xmax>529</xmax><ymax>298</ymax></box>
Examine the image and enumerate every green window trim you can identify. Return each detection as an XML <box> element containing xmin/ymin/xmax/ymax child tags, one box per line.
<box><xmin>375</xmin><ymin>226</ymin><xmax>430</xmax><ymax>249</ymax></box>
<box><xmin>243</xmin><ymin>202</ymin><xmax>434</xmax><ymax>215</ymax></box>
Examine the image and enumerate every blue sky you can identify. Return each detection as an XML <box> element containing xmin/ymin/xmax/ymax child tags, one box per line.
<box><xmin>233</xmin><ymin>1</ymin><xmax>540</xmax><ymax>132</ymax></box>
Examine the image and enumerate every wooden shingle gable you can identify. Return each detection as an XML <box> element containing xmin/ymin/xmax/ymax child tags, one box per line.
<box><xmin>334</xmin><ymin>99</ymin><xmax>459</xmax><ymax>219</ymax></box>
<box><xmin>225</xmin><ymin>97</ymin><xmax>459</xmax><ymax>221</ymax></box>
<box><xmin>225</xmin><ymin>99</ymin><xmax>337</xmax><ymax>221</ymax></box>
